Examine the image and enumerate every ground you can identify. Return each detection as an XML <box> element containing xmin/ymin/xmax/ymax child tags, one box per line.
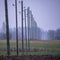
<box><xmin>0</xmin><ymin>40</ymin><xmax>60</xmax><ymax>55</ymax></box>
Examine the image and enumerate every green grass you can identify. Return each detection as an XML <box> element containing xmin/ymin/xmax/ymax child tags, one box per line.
<box><xmin>0</xmin><ymin>52</ymin><xmax>7</xmax><ymax>55</ymax></box>
<box><xmin>0</xmin><ymin>40</ymin><xmax>60</xmax><ymax>55</ymax></box>
<box><xmin>30</xmin><ymin>43</ymin><xmax>60</xmax><ymax>48</ymax></box>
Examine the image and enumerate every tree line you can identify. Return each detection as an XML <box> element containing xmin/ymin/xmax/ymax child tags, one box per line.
<box><xmin>0</xmin><ymin>22</ymin><xmax>60</xmax><ymax>40</ymax></box>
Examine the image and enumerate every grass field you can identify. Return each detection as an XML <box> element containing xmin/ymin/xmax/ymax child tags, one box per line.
<box><xmin>0</xmin><ymin>40</ymin><xmax>60</xmax><ymax>55</ymax></box>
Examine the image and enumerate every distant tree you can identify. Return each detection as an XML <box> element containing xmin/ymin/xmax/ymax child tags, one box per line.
<box><xmin>3</xmin><ymin>33</ymin><xmax>6</xmax><ymax>39</ymax></box>
<box><xmin>55</xmin><ymin>29</ymin><xmax>60</xmax><ymax>40</ymax></box>
<box><xmin>9</xmin><ymin>31</ymin><xmax>12</xmax><ymax>40</ymax></box>
<box><xmin>0</xmin><ymin>33</ymin><xmax>6</xmax><ymax>40</ymax></box>
<box><xmin>48</xmin><ymin>30</ymin><xmax>55</xmax><ymax>40</ymax></box>
<box><xmin>0</xmin><ymin>22</ymin><xmax>12</xmax><ymax>40</ymax></box>
<box><xmin>0</xmin><ymin>22</ymin><xmax>6</xmax><ymax>40</ymax></box>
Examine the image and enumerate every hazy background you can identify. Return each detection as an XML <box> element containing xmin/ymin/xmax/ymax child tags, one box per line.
<box><xmin>0</xmin><ymin>0</ymin><xmax>60</xmax><ymax>31</ymax></box>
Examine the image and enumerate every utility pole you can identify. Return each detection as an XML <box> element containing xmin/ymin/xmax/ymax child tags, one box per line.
<box><xmin>30</xmin><ymin>11</ymin><xmax>32</xmax><ymax>40</ymax></box>
<box><xmin>30</xmin><ymin>12</ymin><xmax>32</xmax><ymax>40</ymax></box>
<box><xmin>21</xmin><ymin>0</ymin><xmax>24</xmax><ymax>55</ymax></box>
<box><xmin>24</xmin><ymin>7</ymin><xmax>27</xmax><ymax>55</ymax></box>
<box><xmin>5</xmin><ymin>0</ymin><xmax>10</xmax><ymax>55</ymax></box>
<box><xmin>15</xmin><ymin>0</ymin><xmax>18</xmax><ymax>56</ymax></box>
<box><xmin>27</xmin><ymin>7</ymin><xmax>30</xmax><ymax>52</ymax></box>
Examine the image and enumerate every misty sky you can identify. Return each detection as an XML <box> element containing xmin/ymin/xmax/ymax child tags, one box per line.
<box><xmin>0</xmin><ymin>0</ymin><xmax>60</xmax><ymax>31</ymax></box>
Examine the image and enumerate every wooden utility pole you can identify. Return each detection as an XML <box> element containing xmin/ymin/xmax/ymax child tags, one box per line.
<box><xmin>24</xmin><ymin>7</ymin><xmax>28</xmax><ymax>54</ymax></box>
<box><xmin>15</xmin><ymin>0</ymin><xmax>18</xmax><ymax>56</ymax></box>
<box><xmin>21</xmin><ymin>0</ymin><xmax>24</xmax><ymax>55</ymax></box>
<box><xmin>5</xmin><ymin>0</ymin><xmax>10</xmax><ymax>55</ymax></box>
<box><xmin>27</xmin><ymin>7</ymin><xmax>30</xmax><ymax>51</ymax></box>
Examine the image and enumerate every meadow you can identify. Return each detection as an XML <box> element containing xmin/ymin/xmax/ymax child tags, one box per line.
<box><xmin>0</xmin><ymin>40</ymin><xmax>60</xmax><ymax>55</ymax></box>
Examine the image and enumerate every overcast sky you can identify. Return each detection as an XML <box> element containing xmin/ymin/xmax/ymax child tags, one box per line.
<box><xmin>0</xmin><ymin>0</ymin><xmax>60</xmax><ymax>31</ymax></box>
